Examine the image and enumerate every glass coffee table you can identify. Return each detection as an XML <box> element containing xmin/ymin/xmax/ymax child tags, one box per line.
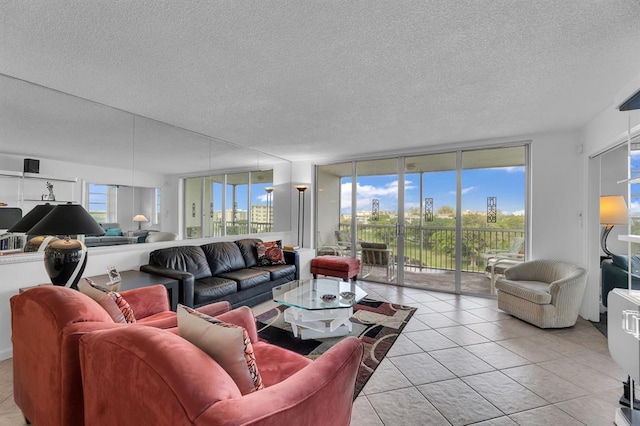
<box><xmin>272</xmin><ymin>278</ymin><xmax>367</xmax><ymax>339</ymax></box>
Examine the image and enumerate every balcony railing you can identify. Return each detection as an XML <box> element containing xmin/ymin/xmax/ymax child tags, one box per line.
<box><xmin>339</xmin><ymin>224</ymin><xmax>524</xmax><ymax>274</ymax></box>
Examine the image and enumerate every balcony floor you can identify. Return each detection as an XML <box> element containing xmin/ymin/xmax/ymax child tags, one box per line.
<box><xmin>361</xmin><ymin>266</ymin><xmax>494</xmax><ymax>297</ymax></box>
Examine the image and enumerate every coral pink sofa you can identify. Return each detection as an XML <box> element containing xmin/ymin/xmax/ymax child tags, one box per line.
<box><xmin>79</xmin><ymin>306</ymin><xmax>364</xmax><ymax>425</ymax></box>
<box><xmin>10</xmin><ymin>285</ymin><xmax>230</xmax><ymax>426</ymax></box>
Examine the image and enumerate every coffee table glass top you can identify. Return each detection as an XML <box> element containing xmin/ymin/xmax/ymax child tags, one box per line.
<box><xmin>273</xmin><ymin>278</ymin><xmax>367</xmax><ymax>310</ymax></box>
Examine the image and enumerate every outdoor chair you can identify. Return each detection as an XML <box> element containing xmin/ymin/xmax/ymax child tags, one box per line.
<box><xmin>482</xmin><ymin>237</ymin><xmax>525</xmax><ymax>267</ymax></box>
<box><xmin>316</xmin><ymin>231</ymin><xmax>344</xmax><ymax>256</ymax></box>
<box><xmin>360</xmin><ymin>242</ymin><xmax>395</xmax><ymax>281</ymax></box>
<box><xmin>335</xmin><ymin>230</ymin><xmax>362</xmax><ymax>254</ymax></box>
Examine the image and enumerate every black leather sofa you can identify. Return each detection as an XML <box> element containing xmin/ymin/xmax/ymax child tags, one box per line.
<box><xmin>140</xmin><ymin>238</ymin><xmax>299</xmax><ymax>308</ymax></box>
<box><xmin>601</xmin><ymin>254</ymin><xmax>640</xmax><ymax>307</ymax></box>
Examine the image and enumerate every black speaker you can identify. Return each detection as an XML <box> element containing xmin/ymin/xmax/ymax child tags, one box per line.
<box><xmin>23</xmin><ymin>158</ymin><xmax>40</xmax><ymax>174</ymax></box>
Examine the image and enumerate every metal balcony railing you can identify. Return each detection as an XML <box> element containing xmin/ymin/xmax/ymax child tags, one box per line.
<box><xmin>339</xmin><ymin>224</ymin><xmax>524</xmax><ymax>274</ymax></box>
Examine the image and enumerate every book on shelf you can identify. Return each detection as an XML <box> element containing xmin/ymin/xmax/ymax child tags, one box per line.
<box><xmin>283</xmin><ymin>245</ymin><xmax>299</xmax><ymax>251</ymax></box>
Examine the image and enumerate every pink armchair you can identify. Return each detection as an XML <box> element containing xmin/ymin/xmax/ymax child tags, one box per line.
<box><xmin>10</xmin><ymin>284</ymin><xmax>230</xmax><ymax>426</ymax></box>
<box><xmin>79</xmin><ymin>306</ymin><xmax>364</xmax><ymax>425</ymax></box>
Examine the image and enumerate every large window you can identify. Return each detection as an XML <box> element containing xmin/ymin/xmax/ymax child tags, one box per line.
<box><xmin>87</xmin><ymin>184</ymin><xmax>116</xmax><ymax>223</ymax></box>
<box><xmin>184</xmin><ymin>169</ymin><xmax>274</xmax><ymax>239</ymax></box>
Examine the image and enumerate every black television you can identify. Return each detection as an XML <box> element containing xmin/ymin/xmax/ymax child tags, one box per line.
<box><xmin>0</xmin><ymin>207</ymin><xmax>23</xmax><ymax>230</ymax></box>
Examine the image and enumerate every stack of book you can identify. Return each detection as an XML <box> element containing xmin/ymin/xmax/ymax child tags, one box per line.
<box><xmin>0</xmin><ymin>233</ymin><xmax>23</xmax><ymax>251</ymax></box>
<box><xmin>283</xmin><ymin>245</ymin><xmax>299</xmax><ymax>251</ymax></box>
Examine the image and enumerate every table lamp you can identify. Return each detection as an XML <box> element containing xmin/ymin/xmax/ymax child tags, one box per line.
<box><xmin>133</xmin><ymin>214</ymin><xmax>149</xmax><ymax>230</ymax></box>
<box><xmin>7</xmin><ymin>203</ymin><xmax>58</xmax><ymax>252</ymax></box>
<box><xmin>600</xmin><ymin>195</ymin><xmax>628</xmax><ymax>257</ymax></box>
<box><xmin>27</xmin><ymin>202</ymin><xmax>105</xmax><ymax>289</ymax></box>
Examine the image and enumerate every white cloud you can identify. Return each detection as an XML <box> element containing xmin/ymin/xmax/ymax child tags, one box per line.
<box><xmin>510</xmin><ymin>209</ymin><xmax>525</xmax><ymax>216</ymax></box>
<box><xmin>257</xmin><ymin>193</ymin><xmax>268</xmax><ymax>202</ymax></box>
<box><xmin>630</xmin><ymin>200</ymin><xmax>640</xmax><ymax>214</ymax></box>
<box><xmin>486</xmin><ymin>166</ymin><xmax>525</xmax><ymax>173</ymax></box>
<box><xmin>461</xmin><ymin>186</ymin><xmax>475</xmax><ymax>195</ymax></box>
<box><xmin>341</xmin><ymin>179</ymin><xmax>414</xmax><ymax>210</ymax></box>
<box><xmin>449</xmin><ymin>186</ymin><xmax>475</xmax><ymax>195</ymax></box>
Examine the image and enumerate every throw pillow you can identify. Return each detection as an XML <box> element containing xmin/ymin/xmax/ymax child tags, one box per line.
<box><xmin>177</xmin><ymin>305</ymin><xmax>264</xmax><ymax>395</ymax></box>
<box><xmin>105</xmin><ymin>227</ymin><xmax>122</xmax><ymax>236</ymax></box>
<box><xmin>256</xmin><ymin>240</ymin><xmax>286</xmax><ymax>266</ymax></box>
<box><xmin>78</xmin><ymin>278</ymin><xmax>136</xmax><ymax>323</ymax></box>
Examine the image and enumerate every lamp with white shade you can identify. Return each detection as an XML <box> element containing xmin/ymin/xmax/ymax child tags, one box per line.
<box><xmin>133</xmin><ymin>214</ymin><xmax>149</xmax><ymax>230</ymax></box>
<box><xmin>600</xmin><ymin>195</ymin><xmax>628</xmax><ymax>257</ymax></box>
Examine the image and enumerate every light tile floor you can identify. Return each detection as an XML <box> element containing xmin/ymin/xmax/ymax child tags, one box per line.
<box><xmin>0</xmin><ymin>281</ymin><xmax>626</xmax><ymax>425</ymax></box>
<box><xmin>349</xmin><ymin>281</ymin><xmax>624</xmax><ymax>426</ymax></box>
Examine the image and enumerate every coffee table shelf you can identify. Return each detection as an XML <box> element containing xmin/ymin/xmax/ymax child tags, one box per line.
<box><xmin>273</xmin><ymin>278</ymin><xmax>367</xmax><ymax>339</ymax></box>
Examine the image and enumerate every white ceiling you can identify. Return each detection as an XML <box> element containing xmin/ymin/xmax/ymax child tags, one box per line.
<box><xmin>1</xmin><ymin>1</ymin><xmax>640</xmax><ymax>168</ymax></box>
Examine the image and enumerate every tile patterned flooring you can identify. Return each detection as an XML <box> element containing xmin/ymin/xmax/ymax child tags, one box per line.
<box><xmin>0</xmin><ymin>281</ymin><xmax>626</xmax><ymax>425</ymax></box>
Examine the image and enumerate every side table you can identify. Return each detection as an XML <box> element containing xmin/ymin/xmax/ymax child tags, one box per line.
<box><xmin>87</xmin><ymin>270</ymin><xmax>179</xmax><ymax>311</ymax></box>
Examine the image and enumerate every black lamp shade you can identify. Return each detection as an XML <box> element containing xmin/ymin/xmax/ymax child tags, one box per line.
<box><xmin>25</xmin><ymin>203</ymin><xmax>104</xmax><ymax>289</ymax></box>
<box><xmin>27</xmin><ymin>203</ymin><xmax>105</xmax><ymax>236</ymax></box>
<box><xmin>7</xmin><ymin>203</ymin><xmax>56</xmax><ymax>233</ymax></box>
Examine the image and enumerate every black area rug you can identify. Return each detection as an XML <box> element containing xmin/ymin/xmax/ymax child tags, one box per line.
<box><xmin>255</xmin><ymin>298</ymin><xmax>417</xmax><ymax>399</ymax></box>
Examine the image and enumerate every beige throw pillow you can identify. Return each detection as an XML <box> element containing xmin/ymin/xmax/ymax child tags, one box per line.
<box><xmin>177</xmin><ymin>305</ymin><xmax>264</xmax><ymax>395</ymax></box>
<box><xmin>78</xmin><ymin>278</ymin><xmax>136</xmax><ymax>324</ymax></box>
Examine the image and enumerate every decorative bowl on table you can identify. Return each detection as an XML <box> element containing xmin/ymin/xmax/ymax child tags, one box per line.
<box><xmin>321</xmin><ymin>294</ymin><xmax>337</xmax><ymax>302</ymax></box>
<box><xmin>339</xmin><ymin>291</ymin><xmax>355</xmax><ymax>300</ymax></box>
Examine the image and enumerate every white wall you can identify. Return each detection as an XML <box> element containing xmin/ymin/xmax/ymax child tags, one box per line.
<box><xmin>529</xmin><ymin>131</ymin><xmax>584</xmax><ymax>264</ymax></box>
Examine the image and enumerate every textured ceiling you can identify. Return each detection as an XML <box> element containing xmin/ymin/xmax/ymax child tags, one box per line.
<box><xmin>1</xmin><ymin>0</ymin><xmax>640</xmax><ymax>169</ymax></box>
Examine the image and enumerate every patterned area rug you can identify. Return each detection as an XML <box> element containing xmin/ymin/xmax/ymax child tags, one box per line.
<box><xmin>255</xmin><ymin>298</ymin><xmax>417</xmax><ymax>399</ymax></box>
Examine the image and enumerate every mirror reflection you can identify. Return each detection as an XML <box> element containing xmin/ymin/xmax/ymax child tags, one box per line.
<box><xmin>0</xmin><ymin>73</ymin><xmax>291</xmax><ymax>252</ymax></box>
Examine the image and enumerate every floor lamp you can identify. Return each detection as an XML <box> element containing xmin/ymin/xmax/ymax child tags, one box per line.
<box><xmin>295</xmin><ymin>185</ymin><xmax>308</xmax><ymax>247</ymax></box>
<box><xmin>265</xmin><ymin>187</ymin><xmax>273</xmax><ymax>232</ymax></box>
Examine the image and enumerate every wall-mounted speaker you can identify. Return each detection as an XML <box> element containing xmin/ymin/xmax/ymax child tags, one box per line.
<box><xmin>23</xmin><ymin>158</ymin><xmax>40</xmax><ymax>174</ymax></box>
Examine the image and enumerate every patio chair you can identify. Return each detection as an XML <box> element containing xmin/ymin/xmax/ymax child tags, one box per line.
<box><xmin>316</xmin><ymin>231</ymin><xmax>344</xmax><ymax>256</ymax></box>
<box><xmin>483</xmin><ymin>237</ymin><xmax>524</xmax><ymax>267</ymax></box>
<box><xmin>335</xmin><ymin>230</ymin><xmax>362</xmax><ymax>255</ymax></box>
<box><xmin>360</xmin><ymin>242</ymin><xmax>395</xmax><ymax>281</ymax></box>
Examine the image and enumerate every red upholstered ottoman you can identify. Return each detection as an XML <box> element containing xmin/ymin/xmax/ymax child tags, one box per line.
<box><xmin>311</xmin><ymin>255</ymin><xmax>361</xmax><ymax>282</ymax></box>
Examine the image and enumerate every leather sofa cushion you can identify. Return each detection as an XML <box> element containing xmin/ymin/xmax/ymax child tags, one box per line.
<box><xmin>252</xmin><ymin>264</ymin><xmax>296</xmax><ymax>281</ymax></box>
<box><xmin>194</xmin><ymin>277</ymin><xmax>238</xmax><ymax>306</ymax></box>
<box><xmin>149</xmin><ymin>246</ymin><xmax>212</xmax><ymax>280</ymax></box>
<box><xmin>218</xmin><ymin>269</ymin><xmax>270</xmax><ymax>291</ymax></box>
<box><xmin>202</xmin><ymin>242</ymin><xmax>247</xmax><ymax>275</ymax></box>
<box><xmin>235</xmin><ymin>238</ymin><xmax>262</xmax><ymax>268</ymax></box>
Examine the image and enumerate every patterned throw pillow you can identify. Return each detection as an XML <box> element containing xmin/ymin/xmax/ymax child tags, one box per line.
<box><xmin>177</xmin><ymin>305</ymin><xmax>264</xmax><ymax>394</ymax></box>
<box><xmin>256</xmin><ymin>240</ymin><xmax>286</xmax><ymax>266</ymax></box>
<box><xmin>78</xmin><ymin>278</ymin><xmax>136</xmax><ymax>323</ymax></box>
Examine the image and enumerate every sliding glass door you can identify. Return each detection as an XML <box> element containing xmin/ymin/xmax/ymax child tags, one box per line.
<box><xmin>316</xmin><ymin>144</ymin><xmax>528</xmax><ymax>295</ymax></box>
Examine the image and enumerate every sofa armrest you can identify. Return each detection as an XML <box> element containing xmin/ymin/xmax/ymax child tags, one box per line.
<box><xmin>215</xmin><ymin>306</ymin><xmax>259</xmax><ymax>343</ymax></box>
<box><xmin>120</xmin><ymin>284</ymin><xmax>170</xmax><ymax>319</ymax></box>
<box><xmin>602</xmin><ymin>260</ymin><xmax>640</xmax><ymax>306</ymax></box>
<box><xmin>140</xmin><ymin>265</ymin><xmax>195</xmax><ymax>307</ymax></box>
<box><xmin>284</xmin><ymin>250</ymin><xmax>300</xmax><ymax>279</ymax></box>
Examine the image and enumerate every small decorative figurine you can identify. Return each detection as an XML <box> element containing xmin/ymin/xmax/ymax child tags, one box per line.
<box><xmin>42</xmin><ymin>181</ymin><xmax>56</xmax><ymax>201</ymax></box>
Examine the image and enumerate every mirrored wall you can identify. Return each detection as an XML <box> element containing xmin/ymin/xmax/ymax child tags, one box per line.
<box><xmin>0</xmin><ymin>73</ymin><xmax>291</xmax><ymax>251</ymax></box>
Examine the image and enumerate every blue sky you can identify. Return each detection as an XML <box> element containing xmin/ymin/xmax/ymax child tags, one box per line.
<box><xmin>341</xmin><ymin>167</ymin><xmax>526</xmax><ymax>215</ymax></box>
<box><xmin>205</xmin><ymin>168</ymin><xmax>527</xmax><ymax>215</ymax></box>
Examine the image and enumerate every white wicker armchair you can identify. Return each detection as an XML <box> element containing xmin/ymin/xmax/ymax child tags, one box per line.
<box><xmin>494</xmin><ymin>259</ymin><xmax>587</xmax><ymax>328</ymax></box>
